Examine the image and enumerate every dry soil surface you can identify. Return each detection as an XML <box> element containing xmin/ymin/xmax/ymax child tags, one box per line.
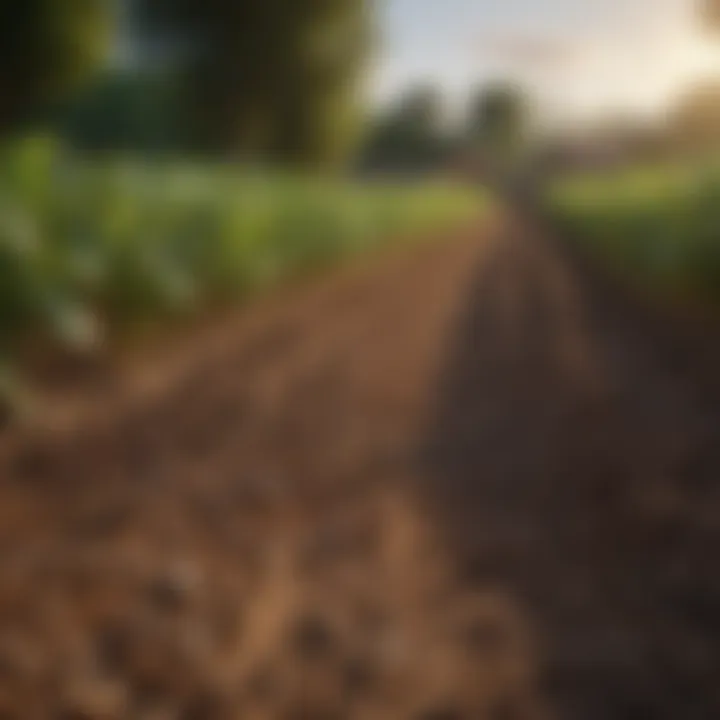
<box><xmin>0</xmin><ymin>211</ymin><xmax>719</xmax><ymax>719</ymax></box>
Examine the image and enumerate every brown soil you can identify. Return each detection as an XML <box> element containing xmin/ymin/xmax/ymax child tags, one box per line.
<box><xmin>0</xmin><ymin>212</ymin><xmax>719</xmax><ymax>719</ymax></box>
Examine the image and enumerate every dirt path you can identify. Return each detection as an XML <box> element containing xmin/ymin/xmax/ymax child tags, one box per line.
<box><xmin>0</xmin><ymin>212</ymin><xmax>719</xmax><ymax>719</ymax></box>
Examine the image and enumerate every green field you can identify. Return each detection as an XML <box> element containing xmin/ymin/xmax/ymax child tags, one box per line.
<box><xmin>547</xmin><ymin>160</ymin><xmax>720</xmax><ymax>306</ymax></box>
<box><xmin>0</xmin><ymin>137</ymin><xmax>480</xmax><ymax>372</ymax></box>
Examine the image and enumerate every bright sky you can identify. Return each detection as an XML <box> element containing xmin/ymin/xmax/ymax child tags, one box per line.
<box><xmin>369</xmin><ymin>0</ymin><xmax>720</xmax><ymax>123</ymax></box>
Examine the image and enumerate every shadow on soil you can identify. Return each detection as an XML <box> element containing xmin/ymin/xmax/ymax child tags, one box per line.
<box><xmin>421</xmin><ymin>214</ymin><xmax>720</xmax><ymax>719</ymax></box>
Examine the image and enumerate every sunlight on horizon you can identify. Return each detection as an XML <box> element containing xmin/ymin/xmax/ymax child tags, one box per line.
<box><xmin>371</xmin><ymin>0</ymin><xmax>720</xmax><ymax>127</ymax></box>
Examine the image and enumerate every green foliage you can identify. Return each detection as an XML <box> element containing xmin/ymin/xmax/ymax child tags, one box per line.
<box><xmin>360</xmin><ymin>85</ymin><xmax>454</xmax><ymax>173</ymax></box>
<box><xmin>132</xmin><ymin>0</ymin><xmax>371</xmax><ymax>166</ymax></box>
<box><xmin>60</xmin><ymin>69</ymin><xmax>186</xmax><ymax>153</ymax></box>
<box><xmin>547</xmin><ymin>160</ymin><xmax>720</xmax><ymax>304</ymax></box>
<box><xmin>467</xmin><ymin>83</ymin><xmax>530</xmax><ymax>173</ymax></box>
<box><xmin>0</xmin><ymin>135</ymin><xmax>479</xmax><ymax>367</ymax></box>
<box><xmin>0</xmin><ymin>0</ymin><xmax>112</xmax><ymax>132</ymax></box>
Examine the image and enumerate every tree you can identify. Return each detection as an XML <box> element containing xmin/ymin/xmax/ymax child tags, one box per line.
<box><xmin>466</xmin><ymin>82</ymin><xmax>530</xmax><ymax>178</ymax></box>
<box><xmin>468</xmin><ymin>83</ymin><xmax>528</xmax><ymax>153</ymax></box>
<box><xmin>359</xmin><ymin>84</ymin><xmax>452</xmax><ymax>173</ymax></box>
<box><xmin>0</xmin><ymin>0</ymin><xmax>112</xmax><ymax>134</ymax></box>
<box><xmin>133</xmin><ymin>0</ymin><xmax>371</xmax><ymax>167</ymax></box>
<box><xmin>60</xmin><ymin>68</ymin><xmax>185</xmax><ymax>154</ymax></box>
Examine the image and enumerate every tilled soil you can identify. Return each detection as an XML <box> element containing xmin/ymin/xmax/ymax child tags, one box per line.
<box><xmin>0</xmin><ymin>212</ymin><xmax>719</xmax><ymax>719</ymax></box>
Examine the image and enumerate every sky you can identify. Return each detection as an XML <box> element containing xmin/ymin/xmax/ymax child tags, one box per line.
<box><xmin>369</xmin><ymin>0</ymin><xmax>720</xmax><ymax>124</ymax></box>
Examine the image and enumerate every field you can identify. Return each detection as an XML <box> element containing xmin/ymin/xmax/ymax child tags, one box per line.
<box><xmin>0</xmin><ymin>203</ymin><xmax>719</xmax><ymax>718</ymax></box>
<box><xmin>2</xmin><ymin>131</ymin><xmax>720</xmax><ymax>718</ymax></box>
<box><xmin>0</xmin><ymin>136</ymin><xmax>480</xmax><ymax>378</ymax></box>
<box><xmin>546</xmin><ymin>160</ymin><xmax>720</xmax><ymax>308</ymax></box>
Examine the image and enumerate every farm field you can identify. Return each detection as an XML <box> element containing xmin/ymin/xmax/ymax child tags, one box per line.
<box><xmin>5</xmin><ymin>0</ymin><xmax>720</xmax><ymax>717</ymax></box>
<box><xmin>546</xmin><ymin>159</ymin><xmax>720</xmax><ymax>309</ymax></box>
<box><xmin>1</xmin><ymin>204</ymin><xmax>719</xmax><ymax>718</ymax></box>
<box><xmin>0</xmin><ymin>136</ymin><xmax>480</xmax><ymax>387</ymax></box>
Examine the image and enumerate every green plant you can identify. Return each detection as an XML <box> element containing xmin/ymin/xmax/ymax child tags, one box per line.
<box><xmin>0</xmin><ymin>135</ymin><xmax>481</xmax><ymax>381</ymax></box>
<box><xmin>546</xmin><ymin>160</ymin><xmax>720</xmax><ymax>304</ymax></box>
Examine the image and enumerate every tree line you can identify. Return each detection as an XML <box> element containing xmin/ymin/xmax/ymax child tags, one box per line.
<box><xmin>0</xmin><ymin>0</ymin><xmax>530</xmax><ymax>173</ymax></box>
<box><xmin>1</xmin><ymin>1</ymin><xmax>717</xmax><ymax>171</ymax></box>
<box><xmin>0</xmin><ymin>0</ymin><xmax>371</xmax><ymax>168</ymax></box>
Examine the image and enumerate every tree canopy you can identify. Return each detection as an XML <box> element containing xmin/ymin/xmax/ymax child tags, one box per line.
<box><xmin>0</xmin><ymin>0</ymin><xmax>112</xmax><ymax>133</ymax></box>
<box><xmin>359</xmin><ymin>85</ymin><xmax>454</xmax><ymax>173</ymax></box>
<box><xmin>468</xmin><ymin>83</ymin><xmax>529</xmax><ymax>151</ymax></box>
<box><xmin>133</xmin><ymin>0</ymin><xmax>371</xmax><ymax>167</ymax></box>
